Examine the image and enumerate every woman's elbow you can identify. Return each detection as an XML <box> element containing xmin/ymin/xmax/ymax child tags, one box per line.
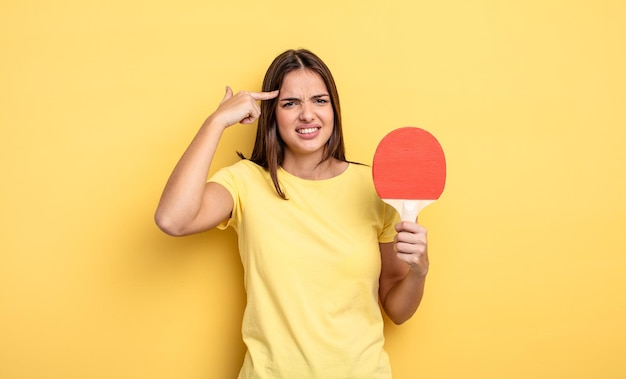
<box><xmin>154</xmin><ymin>210</ymin><xmax>187</xmax><ymax>237</ymax></box>
<box><xmin>389</xmin><ymin>313</ymin><xmax>411</xmax><ymax>325</ymax></box>
<box><xmin>382</xmin><ymin>298</ymin><xmax>418</xmax><ymax>325</ymax></box>
<box><xmin>384</xmin><ymin>307</ymin><xmax>413</xmax><ymax>325</ymax></box>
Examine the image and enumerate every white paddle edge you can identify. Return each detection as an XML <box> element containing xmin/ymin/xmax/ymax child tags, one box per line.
<box><xmin>383</xmin><ymin>199</ymin><xmax>435</xmax><ymax>222</ymax></box>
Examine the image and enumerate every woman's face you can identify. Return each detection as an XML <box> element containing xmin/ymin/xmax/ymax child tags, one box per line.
<box><xmin>275</xmin><ymin>69</ymin><xmax>334</xmax><ymax>161</ymax></box>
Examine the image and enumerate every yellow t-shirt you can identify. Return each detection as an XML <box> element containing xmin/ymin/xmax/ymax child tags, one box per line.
<box><xmin>209</xmin><ymin>160</ymin><xmax>399</xmax><ymax>379</ymax></box>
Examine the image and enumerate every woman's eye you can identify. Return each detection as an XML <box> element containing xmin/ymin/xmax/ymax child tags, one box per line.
<box><xmin>314</xmin><ymin>96</ymin><xmax>331</xmax><ymax>104</ymax></box>
<box><xmin>281</xmin><ymin>101</ymin><xmax>295</xmax><ymax>108</ymax></box>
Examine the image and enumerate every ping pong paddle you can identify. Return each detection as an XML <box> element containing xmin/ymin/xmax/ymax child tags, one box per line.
<box><xmin>372</xmin><ymin>127</ymin><xmax>446</xmax><ymax>221</ymax></box>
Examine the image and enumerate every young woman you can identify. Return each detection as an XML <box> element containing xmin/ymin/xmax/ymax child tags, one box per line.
<box><xmin>155</xmin><ymin>49</ymin><xmax>429</xmax><ymax>379</ymax></box>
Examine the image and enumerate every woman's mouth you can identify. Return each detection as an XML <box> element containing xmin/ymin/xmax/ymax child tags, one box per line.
<box><xmin>296</xmin><ymin>127</ymin><xmax>321</xmax><ymax>135</ymax></box>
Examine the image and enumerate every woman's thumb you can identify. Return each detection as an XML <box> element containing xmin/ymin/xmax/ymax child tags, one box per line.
<box><xmin>220</xmin><ymin>86</ymin><xmax>234</xmax><ymax>104</ymax></box>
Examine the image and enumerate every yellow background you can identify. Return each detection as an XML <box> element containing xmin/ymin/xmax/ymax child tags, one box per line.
<box><xmin>1</xmin><ymin>0</ymin><xmax>625</xmax><ymax>378</ymax></box>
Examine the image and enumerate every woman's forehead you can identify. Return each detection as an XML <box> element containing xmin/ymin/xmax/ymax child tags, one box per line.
<box><xmin>280</xmin><ymin>69</ymin><xmax>328</xmax><ymax>95</ymax></box>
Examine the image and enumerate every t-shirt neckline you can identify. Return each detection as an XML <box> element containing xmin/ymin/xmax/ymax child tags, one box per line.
<box><xmin>278</xmin><ymin>162</ymin><xmax>352</xmax><ymax>183</ymax></box>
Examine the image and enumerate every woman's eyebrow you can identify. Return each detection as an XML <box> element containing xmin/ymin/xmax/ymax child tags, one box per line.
<box><xmin>279</xmin><ymin>96</ymin><xmax>300</xmax><ymax>102</ymax></box>
<box><xmin>278</xmin><ymin>93</ymin><xmax>330</xmax><ymax>101</ymax></box>
<box><xmin>279</xmin><ymin>93</ymin><xmax>330</xmax><ymax>102</ymax></box>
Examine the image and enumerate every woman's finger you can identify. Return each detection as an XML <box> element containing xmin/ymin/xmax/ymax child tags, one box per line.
<box><xmin>250</xmin><ymin>90</ymin><xmax>279</xmax><ymax>101</ymax></box>
<box><xmin>219</xmin><ymin>86</ymin><xmax>234</xmax><ymax>105</ymax></box>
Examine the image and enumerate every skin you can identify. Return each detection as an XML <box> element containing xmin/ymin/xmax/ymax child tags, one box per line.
<box><xmin>275</xmin><ymin>69</ymin><xmax>341</xmax><ymax>179</ymax></box>
<box><xmin>155</xmin><ymin>69</ymin><xmax>429</xmax><ymax>325</ymax></box>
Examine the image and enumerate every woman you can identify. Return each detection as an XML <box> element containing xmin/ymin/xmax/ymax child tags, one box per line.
<box><xmin>155</xmin><ymin>49</ymin><xmax>429</xmax><ymax>379</ymax></box>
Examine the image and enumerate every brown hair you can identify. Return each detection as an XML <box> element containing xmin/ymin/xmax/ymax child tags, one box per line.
<box><xmin>239</xmin><ymin>49</ymin><xmax>347</xmax><ymax>199</ymax></box>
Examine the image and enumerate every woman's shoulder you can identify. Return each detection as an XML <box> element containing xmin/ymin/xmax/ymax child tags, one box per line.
<box><xmin>346</xmin><ymin>161</ymin><xmax>372</xmax><ymax>178</ymax></box>
<box><xmin>210</xmin><ymin>159</ymin><xmax>268</xmax><ymax>185</ymax></box>
<box><xmin>221</xmin><ymin>159</ymin><xmax>265</xmax><ymax>174</ymax></box>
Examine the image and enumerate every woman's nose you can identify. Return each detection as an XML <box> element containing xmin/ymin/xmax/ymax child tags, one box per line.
<box><xmin>299</xmin><ymin>102</ymin><xmax>314</xmax><ymax>121</ymax></box>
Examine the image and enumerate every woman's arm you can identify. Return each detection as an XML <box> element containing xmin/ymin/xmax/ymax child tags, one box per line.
<box><xmin>154</xmin><ymin>87</ymin><xmax>278</xmax><ymax>236</ymax></box>
<box><xmin>379</xmin><ymin>221</ymin><xmax>429</xmax><ymax>324</ymax></box>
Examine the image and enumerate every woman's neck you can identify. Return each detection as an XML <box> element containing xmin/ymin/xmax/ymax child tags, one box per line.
<box><xmin>281</xmin><ymin>155</ymin><xmax>348</xmax><ymax>180</ymax></box>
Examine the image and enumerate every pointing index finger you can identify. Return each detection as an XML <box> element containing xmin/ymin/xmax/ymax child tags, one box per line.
<box><xmin>250</xmin><ymin>90</ymin><xmax>279</xmax><ymax>101</ymax></box>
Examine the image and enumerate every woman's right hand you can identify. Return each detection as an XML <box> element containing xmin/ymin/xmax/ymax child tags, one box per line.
<box><xmin>210</xmin><ymin>86</ymin><xmax>279</xmax><ymax>129</ymax></box>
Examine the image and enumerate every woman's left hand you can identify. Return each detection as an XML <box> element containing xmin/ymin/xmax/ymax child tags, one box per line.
<box><xmin>394</xmin><ymin>221</ymin><xmax>429</xmax><ymax>277</ymax></box>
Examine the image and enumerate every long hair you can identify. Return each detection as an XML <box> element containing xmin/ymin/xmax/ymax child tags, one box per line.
<box><xmin>238</xmin><ymin>49</ymin><xmax>347</xmax><ymax>199</ymax></box>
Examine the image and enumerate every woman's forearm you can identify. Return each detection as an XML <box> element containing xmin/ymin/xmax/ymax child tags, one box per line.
<box><xmin>154</xmin><ymin>116</ymin><xmax>225</xmax><ymax>235</ymax></box>
<box><xmin>383</xmin><ymin>269</ymin><xmax>427</xmax><ymax>325</ymax></box>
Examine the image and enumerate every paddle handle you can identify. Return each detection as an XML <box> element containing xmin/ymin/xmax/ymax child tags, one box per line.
<box><xmin>385</xmin><ymin>199</ymin><xmax>434</xmax><ymax>222</ymax></box>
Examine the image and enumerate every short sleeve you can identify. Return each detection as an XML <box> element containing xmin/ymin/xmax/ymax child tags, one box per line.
<box><xmin>207</xmin><ymin>165</ymin><xmax>242</xmax><ymax>231</ymax></box>
<box><xmin>378</xmin><ymin>201</ymin><xmax>400</xmax><ymax>243</ymax></box>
